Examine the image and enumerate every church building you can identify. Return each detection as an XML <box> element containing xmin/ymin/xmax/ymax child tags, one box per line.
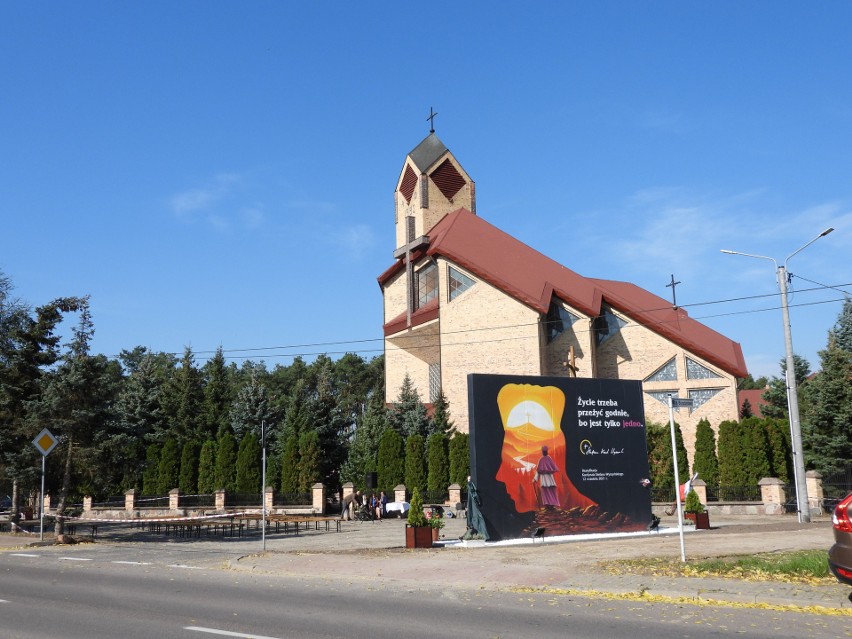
<box><xmin>378</xmin><ymin>132</ymin><xmax>748</xmax><ymax>464</ymax></box>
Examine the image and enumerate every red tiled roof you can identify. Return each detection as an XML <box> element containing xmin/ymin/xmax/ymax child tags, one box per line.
<box><xmin>738</xmin><ymin>389</ymin><xmax>767</xmax><ymax>418</ymax></box>
<box><xmin>379</xmin><ymin>209</ymin><xmax>748</xmax><ymax>378</ymax></box>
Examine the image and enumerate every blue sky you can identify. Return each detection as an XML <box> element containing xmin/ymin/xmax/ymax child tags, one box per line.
<box><xmin>2</xmin><ymin>3</ymin><xmax>850</xmax><ymax>380</ymax></box>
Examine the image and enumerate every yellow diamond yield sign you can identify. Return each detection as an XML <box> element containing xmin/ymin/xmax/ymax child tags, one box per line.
<box><xmin>32</xmin><ymin>428</ymin><xmax>58</xmax><ymax>456</ymax></box>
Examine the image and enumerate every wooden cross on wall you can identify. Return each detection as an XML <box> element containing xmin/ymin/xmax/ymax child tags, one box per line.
<box><xmin>392</xmin><ymin>216</ymin><xmax>430</xmax><ymax>327</ymax></box>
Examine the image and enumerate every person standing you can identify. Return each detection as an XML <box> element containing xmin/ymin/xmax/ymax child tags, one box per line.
<box><xmin>533</xmin><ymin>446</ymin><xmax>560</xmax><ymax>507</ymax></box>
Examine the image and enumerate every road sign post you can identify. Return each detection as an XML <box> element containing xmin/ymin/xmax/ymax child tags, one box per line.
<box><xmin>667</xmin><ymin>395</ymin><xmax>693</xmax><ymax>562</ymax></box>
<box><xmin>32</xmin><ymin>428</ymin><xmax>58</xmax><ymax>541</ymax></box>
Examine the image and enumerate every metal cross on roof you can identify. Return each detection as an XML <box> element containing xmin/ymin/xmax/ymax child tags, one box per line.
<box><xmin>666</xmin><ymin>274</ymin><xmax>682</xmax><ymax>309</ymax></box>
<box><xmin>427</xmin><ymin>107</ymin><xmax>438</xmax><ymax>133</ymax></box>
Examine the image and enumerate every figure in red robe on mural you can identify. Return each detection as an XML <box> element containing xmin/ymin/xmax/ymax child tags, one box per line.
<box><xmin>533</xmin><ymin>446</ymin><xmax>560</xmax><ymax>507</ymax></box>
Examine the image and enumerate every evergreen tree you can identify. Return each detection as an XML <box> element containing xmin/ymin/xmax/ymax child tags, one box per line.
<box><xmin>717</xmin><ymin>420</ymin><xmax>745</xmax><ymax>486</ymax></box>
<box><xmin>202</xmin><ymin>347</ymin><xmax>233</xmax><ymax>438</ymax></box>
<box><xmin>279</xmin><ymin>379</ymin><xmax>310</xmax><ymax>442</ymax></box>
<box><xmin>426</xmin><ymin>432</ymin><xmax>450</xmax><ymax>494</ymax></box>
<box><xmin>162</xmin><ymin>347</ymin><xmax>204</xmax><ymax>443</ymax></box>
<box><xmin>297</xmin><ymin>430</ymin><xmax>321</xmax><ymax>492</ymax></box>
<box><xmin>761</xmin><ymin>355</ymin><xmax>811</xmax><ymax>419</ymax></box>
<box><xmin>404</xmin><ymin>434</ymin><xmax>426</xmax><ymax>494</ymax></box>
<box><xmin>692</xmin><ymin>419</ymin><xmax>719</xmax><ymax>487</ymax></box>
<box><xmin>740</xmin><ymin>417</ymin><xmax>771</xmax><ymax>485</ymax></box>
<box><xmin>377</xmin><ymin>428</ymin><xmax>405</xmax><ymax>493</ymax></box>
<box><xmin>430</xmin><ymin>390</ymin><xmax>455</xmax><ymax>436</ymax></box>
<box><xmin>235</xmin><ymin>433</ymin><xmax>261</xmax><ymax>494</ymax></box>
<box><xmin>178</xmin><ymin>440</ymin><xmax>200</xmax><ymax>493</ymax></box>
<box><xmin>157</xmin><ymin>438</ymin><xmax>181</xmax><ymax>494</ymax></box>
<box><xmin>279</xmin><ymin>435</ymin><xmax>301</xmax><ymax>493</ymax></box>
<box><xmin>448</xmin><ymin>432</ymin><xmax>470</xmax><ymax>486</ymax></box>
<box><xmin>215</xmin><ymin>431</ymin><xmax>237</xmax><ymax>492</ymax></box>
<box><xmin>197</xmin><ymin>440</ymin><xmax>217</xmax><ymax>494</ymax></box>
<box><xmin>802</xmin><ymin>335</ymin><xmax>852</xmax><ymax>475</ymax></box>
<box><xmin>308</xmin><ymin>360</ymin><xmax>347</xmax><ymax>487</ymax></box>
<box><xmin>229</xmin><ymin>367</ymin><xmax>275</xmax><ymax>441</ymax></box>
<box><xmin>740</xmin><ymin>398</ymin><xmax>753</xmax><ymax>419</ymax></box>
<box><xmin>388</xmin><ymin>374</ymin><xmax>430</xmax><ymax>438</ymax></box>
<box><xmin>764</xmin><ymin>419</ymin><xmax>792</xmax><ymax>483</ymax></box>
<box><xmin>645</xmin><ymin>421</ymin><xmax>690</xmax><ymax>494</ymax></box>
<box><xmin>340</xmin><ymin>392</ymin><xmax>387</xmax><ymax>485</ymax></box>
<box><xmin>141</xmin><ymin>444</ymin><xmax>161</xmax><ymax>495</ymax></box>
<box><xmin>829</xmin><ymin>297</ymin><xmax>852</xmax><ymax>353</ymax></box>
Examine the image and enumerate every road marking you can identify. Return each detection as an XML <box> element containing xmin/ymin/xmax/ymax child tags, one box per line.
<box><xmin>184</xmin><ymin>627</ymin><xmax>282</xmax><ymax>639</ymax></box>
<box><xmin>112</xmin><ymin>561</ymin><xmax>152</xmax><ymax>565</ymax></box>
<box><xmin>59</xmin><ymin>557</ymin><xmax>92</xmax><ymax>561</ymax></box>
<box><xmin>9</xmin><ymin>553</ymin><xmax>38</xmax><ymax>558</ymax></box>
<box><xmin>0</xmin><ymin>599</ymin><xmax>9</xmax><ymax>603</ymax></box>
<box><xmin>169</xmin><ymin>564</ymin><xmax>203</xmax><ymax>570</ymax></box>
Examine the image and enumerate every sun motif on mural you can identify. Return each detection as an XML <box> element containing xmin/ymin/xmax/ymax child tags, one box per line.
<box><xmin>494</xmin><ymin>383</ymin><xmax>595</xmax><ymax>513</ymax></box>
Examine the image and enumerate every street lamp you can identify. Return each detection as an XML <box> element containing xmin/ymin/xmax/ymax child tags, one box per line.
<box><xmin>721</xmin><ymin>227</ymin><xmax>834</xmax><ymax>524</ymax></box>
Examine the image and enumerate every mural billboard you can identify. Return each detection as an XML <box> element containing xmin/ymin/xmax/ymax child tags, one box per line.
<box><xmin>468</xmin><ymin>374</ymin><xmax>652</xmax><ymax>541</ymax></box>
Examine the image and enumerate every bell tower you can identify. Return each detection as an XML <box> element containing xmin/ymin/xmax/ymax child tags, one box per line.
<box><xmin>393</xmin><ymin>130</ymin><xmax>475</xmax><ymax>252</ymax></box>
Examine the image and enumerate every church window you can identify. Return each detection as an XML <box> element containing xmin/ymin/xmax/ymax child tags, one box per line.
<box><xmin>428</xmin><ymin>363</ymin><xmax>441</xmax><ymax>403</ymax></box>
<box><xmin>594</xmin><ymin>308</ymin><xmax>627</xmax><ymax>346</ymax></box>
<box><xmin>545</xmin><ymin>301</ymin><xmax>580</xmax><ymax>343</ymax></box>
<box><xmin>416</xmin><ymin>262</ymin><xmax>438</xmax><ymax>309</ymax></box>
<box><xmin>686</xmin><ymin>357</ymin><xmax>721</xmax><ymax>380</ymax></box>
<box><xmin>645</xmin><ymin>358</ymin><xmax>678</xmax><ymax>383</ymax></box>
<box><xmin>645</xmin><ymin>390</ymin><xmax>680</xmax><ymax>407</ymax></box>
<box><xmin>688</xmin><ymin>388</ymin><xmax>722</xmax><ymax>409</ymax></box>
<box><xmin>448</xmin><ymin>266</ymin><xmax>475</xmax><ymax>301</ymax></box>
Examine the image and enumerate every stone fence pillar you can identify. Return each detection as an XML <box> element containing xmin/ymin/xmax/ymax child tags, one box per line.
<box><xmin>806</xmin><ymin>471</ymin><xmax>823</xmax><ymax>513</ymax></box>
<box><xmin>448</xmin><ymin>483</ymin><xmax>461</xmax><ymax>507</ymax></box>
<box><xmin>215</xmin><ymin>489</ymin><xmax>226</xmax><ymax>511</ymax></box>
<box><xmin>394</xmin><ymin>484</ymin><xmax>407</xmax><ymax>504</ymax></box>
<box><xmin>342</xmin><ymin>482</ymin><xmax>355</xmax><ymax>503</ymax></box>
<box><xmin>125</xmin><ymin>489</ymin><xmax>136</xmax><ymax>512</ymax></box>
<box><xmin>691</xmin><ymin>479</ymin><xmax>707</xmax><ymax>505</ymax></box>
<box><xmin>264</xmin><ymin>487</ymin><xmax>274</xmax><ymax>512</ymax></box>
<box><xmin>759</xmin><ymin>477</ymin><xmax>786</xmax><ymax>515</ymax></box>
<box><xmin>43</xmin><ymin>494</ymin><xmax>51</xmax><ymax>512</ymax></box>
<box><xmin>169</xmin><ymin>488</ymin><xmax>180</xmax><ymax>511</ymax></box>
<box><xmin>83</xmin><ymin>496</ymin><xmax>92</xmax><ymax>514</ymax></box>
<box><xmin>312</xmin><ymin>483</ymin><xmax>326</xmax><ymax>514</ymax></box>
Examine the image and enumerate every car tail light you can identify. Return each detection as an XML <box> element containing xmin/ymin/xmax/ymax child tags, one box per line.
<box><xmin>833</xmin><ymin>493</ymin><xmax>852</xmax><ymax>533</ymax></box>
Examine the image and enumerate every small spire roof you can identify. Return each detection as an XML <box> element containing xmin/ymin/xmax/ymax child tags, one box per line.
<box><xmin>407</xmin><ymin>133</ymin><xmax>449</xmax><ymax>173</ymax></box>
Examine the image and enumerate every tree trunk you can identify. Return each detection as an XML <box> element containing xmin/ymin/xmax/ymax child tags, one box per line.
<box><xmin>10</xmin><ymin>478</ymin><xmax>20</xmax><ymax>527</ymax></box>
<box><xmin>54</xmin><ymin>436</ymin><xmax>74</xmax><ymax>536</ymax></box>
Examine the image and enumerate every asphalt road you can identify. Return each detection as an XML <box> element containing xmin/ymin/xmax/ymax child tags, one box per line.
<box><xmin>1</xmin><ymin>548</ymin><xmax>847</xmax><ymax>639</ymax></box>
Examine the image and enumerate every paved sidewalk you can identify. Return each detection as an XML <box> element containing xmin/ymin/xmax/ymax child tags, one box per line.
<box><xmin>2</xmin><ymin>513</ymin><xmax>850</xmax><ymax>612</ymax></box>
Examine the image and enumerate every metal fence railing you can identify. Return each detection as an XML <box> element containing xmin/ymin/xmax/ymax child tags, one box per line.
<box><xmin>273</xmin><ymin>492</ymin><xmax>311</xmax><ymax>506</ymax></box>
<box><xmin>136</xmin><ymin>495</ymin><xmax>170</xmax><ymax>508</ymax></box>
<box><xmin>422</xmin><ymin>490</ymin><xmax>449</xmax><ymax>504</ymax></box>
<box><xmin>92</xmin><ymin>496</ymin><xmax>125</xmax><ymax>508</ymax></box>
<box><xmin>179</xmin><ymin>494</ymin><xmax>215</xmax><ymax>508</ymax></box>
<box><xmin>225</xmin><ymin>493</ymin><xmax>262</xmax><ymax>507</ymax></box>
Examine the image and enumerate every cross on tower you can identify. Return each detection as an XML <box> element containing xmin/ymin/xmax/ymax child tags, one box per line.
<box><xmin>666</xmin><ymin>274</ymin><xmax>682</xmax><ymax>309</ymax></box>
<box><xmin>427</xmin><ymin>107</ymin><xmax>438</xmax><ymax>133</ymax></box>
<box><xmin>392</xmin><ymin>216</ymin><xmax>430</xmax><ymax>327</ymax></box>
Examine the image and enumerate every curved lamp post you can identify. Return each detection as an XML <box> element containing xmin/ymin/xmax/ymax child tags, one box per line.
<box><xmin>721</xmin><ymin>227</ymin><xmax>834</xmax><ymax>524</ymax></box>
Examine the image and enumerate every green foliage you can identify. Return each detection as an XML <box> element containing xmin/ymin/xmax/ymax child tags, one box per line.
<box><xmin>717</xmin><ymin>420</ymin><xmax>745</xmax><ymax>486</ymax></box>
<box><xmin>764</xmin><ymin>419</ymin><xmax>792</xmax><ymax>483</ymax></box>
<box><xmin>197</xmin><ymin>440</ymin><xmax>217</xmax><ymax>494</ymax></box>
<box><xmin>739</xmin><ymin>398</ymin><xmax>753</xmax><ymax>419</ymax></box>
<box><xmin>162</xmin><ymin>347</ymin><xmax>204</xmax><ymax>443</ymax></box>
<box><xmin>761</xmin><ymin>354</ymin><xmax>811</xmax><ymax>420</ymax></box>
<box><xmin>802</xmin><ymin>335</ymin><xmax>852</xmax><ymax>475</ymax></box>
<box><xmin>683</xmin><ymin>488</ymin><xmax>705</xmax><ymax>514</ymax></box>
<box><xmin>215</xmin><ymin>431</ymin><xmax>237</xmax><ymax>492</ymax></box>
<box><xmin>448</xmin><ymin>433</ymin><xmax>470</xmax><ymax>486</ymax></box>
<box><xmin>738</xmin><ymin>374</ymin><xmax>769</xmax><ymax>390</ymax></box>
<box><xmin>235</xmin><ymin>433</ymin><xmax>261</xmax><ymax>494</ymax></box>
<box><xmin>297</xmin><ymin>430</ymin><xmax>321</xmax><ymax>492</ymax></box>
<box><xmin>229</xmin><ymin>367</ymin><xmax>275</xmax><ymax>441</ymax></box>
<box><xmin>178</xmin><ymin>440</ymin><xmax>200</xmax><ymax>494</ymax></box>
<box><xmin>141</xmin><ymin>444</ymin><xmax>160</xmax><ymax>495</ymax></box>
<box><xmin>388</xmin><ymin>374</ymin><xmax>430</xmax><ymax>438</ymax></box>
<box><xmin>692</xmin><ymin>419</ymin><xmax>719</xmax><ymax>487</ymax></box>
<box><xmin>406</xmin><ymin>487</ymin><xmax>428</xmax><ymax>527</ymax></box>
<box><xmin>341</xmin><ymin>392</ymin><xmax>387</xmax><ymax>485</ymax></box>
<box><xmin>645</xmin><ymin>422</ymin><xmax>689</xmax><ymax>494</ymax></box>
<box><xmin>377</xmin><ymin>428</ymin><xmax>405</xmax><ymax>493</ymax></box>
<box><xmin>404</xmin><ymin>434</ymin><xmax>426</xmax><ymax>494</ymax></box>
<box><xmin>157</xmin><ymin>438</ymin><xmax>181</xmax><ymax>494</ymax></box>
<box><xmin>202</xmin><ymin>347</ymin><xmax>233</xmax><ymax>439</ymax></box>
<box><xmin>829</xmin><ymin>297</ymin><xmax>852</xmax><ymax>353</ymax></box>
<box><xmin>426</xmin><ymin>433</ymin><xmax>449</xmax><ymax>493</ymax></box>
<box><xmin>430</xmin><ymin>390</ymin><xmax>455</xmax><ymax>436</ymax></box>
<box><xmin>279</xmin><ymin>435</ymin><xmax>300</xmax><ymax>493</ymax></box>
<box><xmin>740</xmin><ymin>417</ymin><xmax>771</xmax><ymax>485</ymax></box>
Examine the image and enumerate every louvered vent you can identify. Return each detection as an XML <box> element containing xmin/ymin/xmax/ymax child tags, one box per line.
<box><xmin>399</xmin><ymin>164</ymin><xmax>417</xmax><ymax>203</ymax></box>
<box><xmin>430</xmin><ymin>158</ymin><xmax>466</xmax><ymax>201</ymax></box>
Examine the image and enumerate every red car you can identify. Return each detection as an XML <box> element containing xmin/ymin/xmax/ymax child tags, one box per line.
<box><xmin>829</xmin><ymin>492</ymin><xmax>852</xmax><ymax>586</ymax></box>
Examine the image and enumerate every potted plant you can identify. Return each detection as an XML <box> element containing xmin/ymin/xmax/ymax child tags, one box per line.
<box><xmin>683</xmin><ymin>489</ymin><xmax>710</xmax><ymax>529</ymax></box>
<box><xmin>428</xmin><ymin>507</ymin><xmax>445</xmax><ymax>541</ymax></box>
<box><xmin>405</xmin><ymin>488</ymin><xmax>432</xmax><ymax>548</ymax></box>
